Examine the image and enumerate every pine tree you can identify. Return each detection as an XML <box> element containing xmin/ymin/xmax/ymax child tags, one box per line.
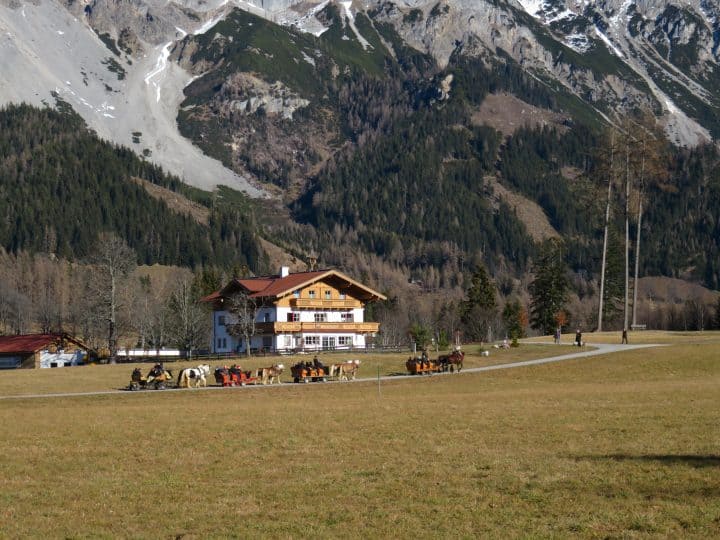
<box><xmin>529</xmin><ymin>238</ymin><xmax>570</xmax><ymax>335</ymax></box>
<box><xmin>460</xmin><ymin>264</ymin><xmax>497</xmax><ymax>342</ymax></box>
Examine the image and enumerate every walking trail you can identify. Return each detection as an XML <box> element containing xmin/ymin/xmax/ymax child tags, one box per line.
<box><xmin>0</xmin><ymin>343</ymin><xmax>662</xmax><ymax>401</ymax></box>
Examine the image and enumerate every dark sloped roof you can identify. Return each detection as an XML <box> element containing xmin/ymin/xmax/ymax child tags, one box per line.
<box><xmin>206</xmin><ymin>269</ymin><xmax>386</xmax><ymax>302</ymax></box>
<box><xmin>0</xmin><ymin>334</ymin><xmax>64</xmax><ymax>354</ymax></box>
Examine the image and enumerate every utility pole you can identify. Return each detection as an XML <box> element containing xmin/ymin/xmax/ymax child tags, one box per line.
<box><xmin>597</xmin><ymin>132</ymin><xmax>615</xmax><ymax>332</ymax></box>
<box><xmin>624</xmin><ymin>136</ymin><xmax>631</xmax><ymax>335</ymax></box>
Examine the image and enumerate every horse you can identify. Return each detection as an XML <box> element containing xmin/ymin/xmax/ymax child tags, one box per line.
<box><xmin>337</xmin><ymin>359</ymin><xmax>361</xmax><ymax>381</ymax></box>
<box><xmin>438</xmin><ymin>349</ymin><xmax>464</xmax><ymax>373</ymax></box>
<box><xmin>177</xmin><ymin>364</ymin><xmax>211</xmax><ymax>388</ymax></box>
<box><xmin>260</xmin><ymin>363</ymin><xmax>284</xmax><ymax>385</ymax></box>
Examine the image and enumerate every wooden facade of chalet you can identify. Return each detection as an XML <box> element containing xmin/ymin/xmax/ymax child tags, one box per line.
<box><xmin>203</xmin><ymin>267</ymin><xmax>386</xmax><ymax>354</ymax></box>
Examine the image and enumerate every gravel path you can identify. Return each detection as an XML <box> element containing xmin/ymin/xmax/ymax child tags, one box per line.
<box><xmin>0</xmin><ymin>343</ymin><xmax>663</xmax><ymax>401</ymax></box>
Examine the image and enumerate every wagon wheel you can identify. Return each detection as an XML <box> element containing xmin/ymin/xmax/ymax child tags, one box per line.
<box><xmin>294</xmin><ymin>377</ymin><xmax>299</xmax><ymax>383</ymax></box>
<box><xmin>156</xmin><ymin>381</ymin><xmax>166</xmax><ymax>390</ymax></box>
<box><xmin>304</xmin><ymin>376</ymin><xmax>310</xmax><ymax>384</ymax></box>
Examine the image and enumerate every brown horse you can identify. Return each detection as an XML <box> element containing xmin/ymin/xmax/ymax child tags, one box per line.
<box><xmin>337</xmin><ymin>359</ymin><xmax>361</xmax><ymax>381</ymax></box>
<box><xmin>438</xmin><ymin>349</ymin><xmax>464</xmax><ymax>373</ymax></box>
<box><xmin>259</xmin><ymin>363</ymin><xmax>284</xmax><ymax>385</ymax></box>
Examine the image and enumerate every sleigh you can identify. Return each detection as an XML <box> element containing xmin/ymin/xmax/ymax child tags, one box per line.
<box><xmin>405</xmin><ymin>357</ymin><xmax>442</xmax><ymax>375</ymax></box>
<box><xmin>290</xmin><ymin>363</ymin><xmax>328</xmax><ymax>383</ymax></box>
<box><xmin>127</xmin><ymin>367</ymin><xmax>173</xmax><ymax>390</ymax></box>
<box><xmin>214</xmin><ymin>366</ymin><xmax>259</xmax><ymax>387</ymax></box>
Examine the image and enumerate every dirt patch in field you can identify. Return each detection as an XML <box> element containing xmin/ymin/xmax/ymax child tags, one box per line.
<box><xmin>487</xmin><ymin>177</ymin><xmax>560</xmax><ymax>242</ymax></box>
<box><xmin>131</xmin><ymin>176</ymin><xmax>210</xmax><ymax>225</ymax></box>
<box><xmin>472</xmin><ymin>93</ymin><xmax>568</xmax><ymax>136</ymax></box>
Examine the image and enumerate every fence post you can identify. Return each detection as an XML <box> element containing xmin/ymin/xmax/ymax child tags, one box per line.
<box><xmin>377</xmin><ymin>364</ymin><xmax>381</xmax><ymax>399</ymax></box>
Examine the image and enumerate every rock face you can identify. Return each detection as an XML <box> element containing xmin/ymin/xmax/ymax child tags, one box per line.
<box><xmin>370</xmin><ymin>0</ymin><xmax>719</xmax><ymax>145</ymax></box>
<box><xmin>0</xmin><ymin>0</ymin><xmax>718</xmax><ymax>194</ymax></box>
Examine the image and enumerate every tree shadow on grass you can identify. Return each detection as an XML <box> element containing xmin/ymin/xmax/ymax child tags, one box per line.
<box><xmin>573</xmin><ymin>454</ymin><xmax>720</xmax><ymax>468</ymax></box>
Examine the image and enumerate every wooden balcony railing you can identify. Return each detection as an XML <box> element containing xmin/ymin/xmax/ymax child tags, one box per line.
<box><xmin>254</xmin><ymin>321</ymin><xmax>380</xmax><ymax>334</ymax></box>
<box><xmin>290</xmin><ymin>298</ymin><xmax>360</xmax><ymax>308</ymax></box>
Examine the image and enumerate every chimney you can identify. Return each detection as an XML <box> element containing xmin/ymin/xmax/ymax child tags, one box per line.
<box><xmin>280</xmin><ymin>266</ymin><xmax>290</xmax><ymax>278</ymax></box>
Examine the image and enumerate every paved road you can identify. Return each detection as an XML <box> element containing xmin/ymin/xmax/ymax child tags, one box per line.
<box><xmin>0</xmin><ymin>343</ymin><xmax>662</xmax><ymax>401</ymax></box>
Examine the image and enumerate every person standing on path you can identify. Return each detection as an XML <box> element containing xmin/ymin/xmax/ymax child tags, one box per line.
<box><xmin>575</xmin><ymin>329</ymin><xmax>582</xmax><ymax>347</ymax></box>
<box><xmin>621</xmin><ymin>328</ymin><xmax>628</xmax><ymax>344</ymax></box>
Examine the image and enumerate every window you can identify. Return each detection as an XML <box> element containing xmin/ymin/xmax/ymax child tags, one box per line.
<box><xmin>287</xmin><ymin>312</ymin><xmax>300</xmax><ymax>322</ymax></box>
<box><xmin>283</xmin><ymin>335</ymin><xmax>292</xmax><ymax>347</ymax></box>
<box><xmin>264</xmin><ymin>312</ymin><xmax>271</xmax><ymax>322</ymax></box>
<box><xmin>217</xmin><ymin>338</ymin><xmax>222</xmax><ymax>349</ymax></box>
<box><xmin>305</xmin><ymin>336</ymin><xmax>320</xmax><ymax>346</ymax></box>
<box><xmin>314</xmin><ymin>313</ymin><xmax>327</xmax><ymax>322</ymax></box>
<box><xmin>262</xmin><ymin>336</ymin><xmax>273</xmax><ymax>348</ymax></box>
<box><xmin>293</xmin><ymin>290</ymin><xmax>300</xmax><ymax>298</ymax></box>
<box><xmin>218</xmin><ymin>315</ymin><xmax>226</xmax><ymax>326</ymax></box>
<box><xmin>341</xmin><ymin>312</ymin><xmax>354</xmax><ymax>322</ymax></box>
<box><xmin>338</xmin><ymin>336</ymin><xmax>352</xmax><ymax>346</ymax></box>
<box><xmin>324</xmin><ymin>290</ymin><xmax>332</xmax><ymax>300</ymax></box>
<box><xmin>339</xmin><ymin>292</ymin><xmax>346</xmax><ymax>300</ymax></box>
<box><xmin>308</xmin><ymin>290</ymin><xmax>316</xmax><ymax>299</ymax></box>
<box><xmin>322</xmin><ymin>336</ymin><xmax>336</xmax><ymax>349</ymax></box>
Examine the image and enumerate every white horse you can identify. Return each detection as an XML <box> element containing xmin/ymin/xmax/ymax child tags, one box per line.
<box><xmin>177</xmin><ymin>364</ymin><xmax>211</xmax><ymax>388</ymax></box>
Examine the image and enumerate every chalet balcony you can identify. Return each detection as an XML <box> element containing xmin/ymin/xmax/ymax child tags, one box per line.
<box><xmin>290</xmin><ymin>298</ymin><xmax>360</xmax><ymax>309</ymax></box>
<box><xmin>255</xmin><ymin>321</ymin><xmax>380</xmax><ymax>334</ymax></box>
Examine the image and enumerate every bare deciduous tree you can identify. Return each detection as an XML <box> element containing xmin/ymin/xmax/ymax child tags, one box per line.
<box><xmin>226</xmin><ymin>290</ymin><xmax>258</xmax><ymax>357</ymax></box>
<box><xmin>87</xmin><ymin>233</ymin><xmax>136</xmax><ymax>362</ymax></box>
<box><xmin>166</xmin><ymin>279</ymin><xmax>210</xmax><ymax>356</ymax></box>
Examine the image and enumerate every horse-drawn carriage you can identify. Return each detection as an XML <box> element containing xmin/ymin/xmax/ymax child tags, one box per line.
<box><xmin>406</xmin><ymin>348</ymin><xmax>464</xmax><ymax>375</ymax></box>
<box><xmin>291</xmin><ymin>360</ymin><xmax>328</xmax><ymax>383</ymax></box>
<box><xmin>127</xmin><ymin>364</ymin><xmax>174</xmax><ymax>390</ymax></box>
<box><xmin>214</xmin><ymin>365</ymin><xmax>259</xmax><ymax>387</ymax></box>
<box><xmin>290</xmin><ymin>358</ymin><xmax>361</xmax><ymax>383</ymax></box>
<box><xmin>405</xmin><ymin>356</ymin><xmax>442</xmax><ymax>375</ymax></box>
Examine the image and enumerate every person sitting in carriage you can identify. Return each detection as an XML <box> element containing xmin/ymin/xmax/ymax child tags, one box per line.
<box><xmin>146</xmin><ymin>362</ymin><xmax>164</xmax><ymax>383</ymax></box>
<box><xmin>229</xmin><ymin>364</ymin><xmax>242</xmax><ymax>376</ymax></box>
<box><xmin>420</xmin><ymin>349</ymin><xmax>429</xmax><ymax>368</ymax></box>
<box><xmin>313</xmin><ymin>355</ymin><xmax>325</xmax><ymax>371</ymax></box>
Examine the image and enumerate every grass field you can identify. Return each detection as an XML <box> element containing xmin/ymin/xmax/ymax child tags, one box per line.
<box><xmin>1</xmin><ymin>334</ymin><xmax>719</xmax><ymax>537</ymax></box>
<box><xmin>0</xmin><ymin>344</ymin><xmax>572</xmax><ymax>397</ymax></box>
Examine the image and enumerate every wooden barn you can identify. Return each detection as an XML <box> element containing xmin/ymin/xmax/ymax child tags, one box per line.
<box><xmin>0</xmin><ymin>334</ymin><xmax>92</xmax><ymax>369</ymax></box>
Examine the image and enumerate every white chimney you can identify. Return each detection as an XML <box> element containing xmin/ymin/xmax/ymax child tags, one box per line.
<box><xmin>280</xmin><ymin>266</ymin><xmax>290</xmax><ymax>278</ymax></box>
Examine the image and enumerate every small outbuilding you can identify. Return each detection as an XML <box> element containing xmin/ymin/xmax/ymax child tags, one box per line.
<box><xmin>0</xmin><ymin>334</ymin><xmax>92</xmax><ymax>369</ymax></box>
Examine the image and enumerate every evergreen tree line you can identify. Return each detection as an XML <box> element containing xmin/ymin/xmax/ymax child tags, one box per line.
<box><xmin>0</xmin><ymin>103</ymin><xmax>267</xmax><ymax>272</ymax></box>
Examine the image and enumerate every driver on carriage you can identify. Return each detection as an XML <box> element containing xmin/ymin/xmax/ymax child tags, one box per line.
<box><xmin>420</xmin><ymin>349</ymin><xmax>429</xmax><ymax>367</ymax></box>
<box><xmin>146</xmin><ymin>362</ymin><xmax>164</xmax><ymax>382</ymax></box>
<box><xmin>313</xmin><ymin>355</ymin><xmax>325</xmax><ymax>370</ymax></box>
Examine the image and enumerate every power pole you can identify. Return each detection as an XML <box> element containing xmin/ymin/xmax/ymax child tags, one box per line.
<box><xmin>597</xmin><ymin>132</ymin><xmax>615</xmax><ymax>332</ymax></box>
<box><xmin>624</xmin><ymin>137</ymin><xmax>631</xmax><ymax>335</ymax></box>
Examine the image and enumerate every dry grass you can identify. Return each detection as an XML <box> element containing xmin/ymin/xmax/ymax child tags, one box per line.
<box><xmin>544</xmin><ymin>330</ymin><xmax>720</xmax><ymax>345</ymax></box>
<box><xmin>0</xmin><ymin>345</ymin><xmax>568</xmax><ymax>398</ymax></box>
<box><xmin>1</xmin><ymin>337</ymin><xmax>719</xmax><ymax>537</ymax></box>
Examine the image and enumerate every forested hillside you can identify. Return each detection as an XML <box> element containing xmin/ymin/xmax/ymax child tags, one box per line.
<box><xmin>0</xmin><ymin>103</ymin><xmax>267</xmax><ymax>272</ymax></box>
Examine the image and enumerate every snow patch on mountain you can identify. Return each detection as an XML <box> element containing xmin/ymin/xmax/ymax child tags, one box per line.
<box><xmin>0</xmin><ymin>0</ymin><xmax>266</xmax><ymax>195</ymax></box>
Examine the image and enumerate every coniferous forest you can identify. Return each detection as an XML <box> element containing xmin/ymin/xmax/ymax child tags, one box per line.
<box><xmin>2</xmin><ymin>8</ymin><xmax>720</xmax><ymax>349</ymax></box>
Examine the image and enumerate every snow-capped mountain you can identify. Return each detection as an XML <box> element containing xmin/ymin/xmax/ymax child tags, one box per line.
<box><xmin>1</xmin><ymin>0</ymin><xmax>718</xmax><ymax>192</ymax></box>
